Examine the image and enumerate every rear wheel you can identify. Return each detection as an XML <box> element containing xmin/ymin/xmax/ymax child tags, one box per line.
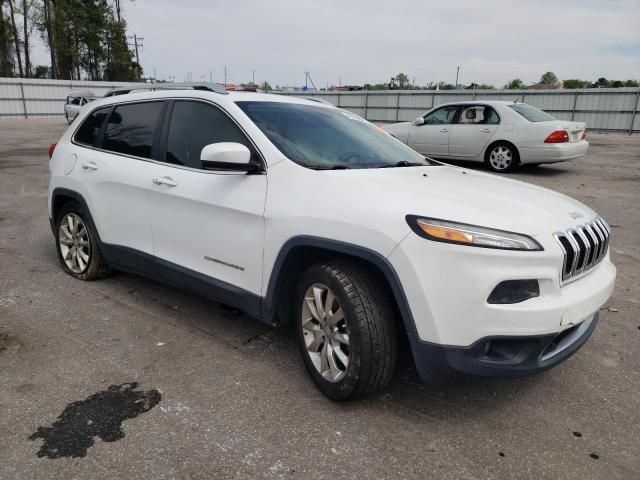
<box><xmin>295</xmin><ymin>261</ymin><xmax>398</xmax><ymax>400</ymax></box>
<box><xmin>485</xmin><ymin>142</ymin><xmax>519</xmax><ymax>173</ymax></box>
<box><xmin>55</xmin><ymin>203</ymin><xmax>111</xmax><ymax>280</ymax></box>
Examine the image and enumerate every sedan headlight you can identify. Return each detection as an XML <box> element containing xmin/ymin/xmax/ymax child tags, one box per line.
<box><xmin>406</xmin><ymin>216</ymin><xmax>543</xmax><ymax>251</ymax></box>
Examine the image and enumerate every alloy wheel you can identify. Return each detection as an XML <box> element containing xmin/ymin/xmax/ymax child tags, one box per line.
<box><xmin>301</xmin><ymin>283</ymin><xmax>350</xmax><ymax>382</ymax></box>
<box><xmin>489</xmin><ymin>145</ymin><xmax>513</xmax><ymax>171</ymax></box>
<box><xmin>58</xmin><ymin>213</ymin><xmax>91</xmax><ymax>274</ymax></box>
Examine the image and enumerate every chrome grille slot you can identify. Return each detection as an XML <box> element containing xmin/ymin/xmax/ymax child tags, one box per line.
<box><xmin>553</xmin><ymin>217</ymin><xmax>610</xmax><ymax>283</ymax></box>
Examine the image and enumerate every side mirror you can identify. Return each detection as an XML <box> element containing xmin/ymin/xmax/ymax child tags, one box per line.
<box><xmin>200</xmin><ymin>142</ymin><xmax>254</xmax><ymax>171</ymax></box>
<box><xmin>412</xmin><ymin>117</ymin><xmax>425</xmax><ymax>126</ymax></box>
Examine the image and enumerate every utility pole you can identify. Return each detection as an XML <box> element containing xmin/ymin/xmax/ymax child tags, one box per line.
<box><xmin>128</xmin><ymin>34</ymin><xmax>144</xmax><ymax>79</ymax></box>
<box><xmin>210</xmin><ymin>70</ymin><xmax>213</xmax><ymax>83</ymax></box>
<box><xmin>455</xmin><ymin>65</ymin><xmax>460</xmax><ymax>89</ymax></box>
<box><xmin>252</xmin><ymin>70</ymin><xmax>255</xmax><ymax>85</ymax></box>
<box><xmin>224</xmin><ymin>66</ymin><xmax>227</xmax><ymax>84</ymax></box>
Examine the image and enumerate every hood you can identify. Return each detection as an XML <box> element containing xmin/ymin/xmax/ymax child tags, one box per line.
<box><xmin>316</xmin><ymin>164</ymin><xmax>597</xmax><ymax>239</ymax></box>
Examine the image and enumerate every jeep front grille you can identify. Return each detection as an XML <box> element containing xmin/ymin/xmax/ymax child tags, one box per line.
<box><xmin>553</xmin><ymin>217</ymin><xmax>610</xmax><ymax>283</ymax></box>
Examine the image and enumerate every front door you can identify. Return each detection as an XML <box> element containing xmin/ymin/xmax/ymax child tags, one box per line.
<box><xmin>407</xmin><ymin>105</ymin><xmax>460</xmax><ymax>157</ymax></box>
<box><xmin>148</xmin><ymin>99</ymin><xmax>267</xmax><ymax>299</ymax></box>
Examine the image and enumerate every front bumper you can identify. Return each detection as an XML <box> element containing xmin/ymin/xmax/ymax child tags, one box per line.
<box><xmin>409</xmin><ymin>312</ymin><xmax>599</xmax><ymax>382</ymax></box>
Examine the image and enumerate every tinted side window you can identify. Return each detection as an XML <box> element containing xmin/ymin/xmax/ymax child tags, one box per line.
<box><xmin>103</xmin><ymin>102</ymin><xmax>164</xmax><ymax>159</ymax></box>
<box><xmin>424</xmin><ymin>106</ymin><xmax>458</xmax><ymax>125</ymax></box>
<box><xmin>75</xmin><ymin>107</ymin><xmax>111</xmax><ymax>146</ymax></box>
<box><xmin>165</xmin><ymin>101</ymin><xmax>256</xmax><ymax>169</ymax></box>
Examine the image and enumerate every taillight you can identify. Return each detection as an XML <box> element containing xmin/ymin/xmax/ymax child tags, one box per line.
<box><xmin>544</xmin><ymin>130</ymin><xmax>569</xmax><ymax>143</ymax></box>
<box><xmin>48</xmin><ymin>143</ymin><xmax>57</xmax><ymax>159</ymax></box>
<box><xmin>581</xmin><ymin>130</ymin><xmax>587</xmax><ymax>140</ymax></box>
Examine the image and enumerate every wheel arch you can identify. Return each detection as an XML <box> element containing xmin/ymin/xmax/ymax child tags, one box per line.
<box><xmin>485</xmin><ymin>139</ymin><xmax>520</xmax><ymax>163</ymax></box>
<box><xmin>262</xmin><ymin>236</ymin><xmax>418</xmax><ymax>335</ymax></box>
<box><xmin>50</xmin><ymin>188</ymin><xmax>101</xmax><ymax>242</ymax></box>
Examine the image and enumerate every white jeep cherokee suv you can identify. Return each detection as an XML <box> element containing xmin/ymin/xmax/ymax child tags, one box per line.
<box><xmin>48</xmin><ymin>84</ymin><xmax>616</xmax><ymax>400</ymax></box>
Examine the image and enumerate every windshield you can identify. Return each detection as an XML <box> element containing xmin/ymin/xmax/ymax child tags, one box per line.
<box><xmin>508</xmin><ymin>103</ymin><xmax>556</xmax><ymax>122</ymax></box>
<box><xmin>236</xmin><ymin>101</ymin><xmax>435</xmax><ymax>169</ymax></box>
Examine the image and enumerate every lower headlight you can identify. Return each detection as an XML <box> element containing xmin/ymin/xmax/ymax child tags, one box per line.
<box><xmin>406</xmin><ymin>216</ymin><xmax>543</xmax><ymax>251</ymax></box>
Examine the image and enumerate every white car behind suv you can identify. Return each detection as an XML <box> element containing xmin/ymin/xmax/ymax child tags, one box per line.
<box><xmin>383</xmin><ymin>101</ymin><xmax>589</xmax><ymax>172</ymax></box>
<box><xmin>48</xmin><ymin>84</ymin><xmax>615</xmax><ymax>400</ymax></box>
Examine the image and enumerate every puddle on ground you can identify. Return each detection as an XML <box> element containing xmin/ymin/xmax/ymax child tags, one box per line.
<box><xmin>29</xmin><ymin>382</ymin><xmax>161</xmax><ymax>459</ymax></box>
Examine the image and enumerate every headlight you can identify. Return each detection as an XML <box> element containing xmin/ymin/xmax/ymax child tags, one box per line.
<box><xmin>406</xmin><ymin>216</ymin><xmax>543</xmax><ymax>251</ymax></box>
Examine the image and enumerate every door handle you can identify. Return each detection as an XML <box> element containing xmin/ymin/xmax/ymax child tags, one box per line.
<box><xmin>152</xmin><ymin>176</ymin><xmax>177</xmax><ymax>187</ymax></box>
<box><xmin>440</xmin><ymin>128</ymin><xmax>449</xmax><ymax>133</ymax></box>
<box><xmin>81</xmin><ymin>161</ymin><xmax>98</xmax><ymax>170</ymax></box>
<box><xmin>481</xmin><ymin>128</ymin><xmax>492</xmax><ymax>133</ymax></box>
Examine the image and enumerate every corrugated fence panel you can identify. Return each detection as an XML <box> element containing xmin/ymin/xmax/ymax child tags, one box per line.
<box><xmin>282</xmin><ymin>87</ymin><xmax>640</xmax><ymax>132</ymax></box>
<box><xmin>0</xmin><ymin>77</ymin><xmax>139</xmax><ymax>118</ymax></box>
<box><xmin>2</xmin><ymin>79</ymin><xmax>639</xmax><ymax>132</ymax></box>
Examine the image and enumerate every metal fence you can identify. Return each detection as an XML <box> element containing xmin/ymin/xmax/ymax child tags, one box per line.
<box><xmin>1</xmin><ymin>77</ymin><xmax>638</xmax><ymax>133</ymax></box>
<box><xmin>279</xmin><ymin>88</ymin><xmax>640</xmax><ymax>134</ymax></box>
<box><xmin>0</xmin><ymin>77</ymin><xmax>137</xmax><ymax>118</ymax></box>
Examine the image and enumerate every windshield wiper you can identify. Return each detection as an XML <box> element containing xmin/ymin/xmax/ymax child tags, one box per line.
<box><xmin>308</xmin><ymin>164</ymin><xmax>350</xmax><ymax>170</ymax></box>
<box><xmin>378</xmin><ymin>161</ymin><xmax>427</xmax><ymax>168</ymax></box>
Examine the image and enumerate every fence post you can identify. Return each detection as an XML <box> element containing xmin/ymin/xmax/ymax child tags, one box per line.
<box><xmin>336</xmin><ymin>93</ymin><xmax>341</xmax><ymax>108</ymax></box>
<box><xmin>630</xmin><ymin>88</ymin><xmax>640</xmax><ymax>135</ymax></box>
<box><xmin>571</xmin><ymin>91</ymin><xmax>579</xmax><ymax>121</ymax></box>
<box><xmin>364</xmin><ymin>88</ymin><xmax>368</xmax><ymax>120</ymax></box>
<box><xmin>432</xmin><ymin>92</ymin><xmax>436</xmax><ymax>109</ymax></box>
<box><xmin>19</xmin><ymin>81</ymin><xmax>28</xmax><ymax>119</ymax></box>
<box><xmin>395</xmin><ymin>92</ymin><xmax>401</xmax><ymax>122</ymax></box>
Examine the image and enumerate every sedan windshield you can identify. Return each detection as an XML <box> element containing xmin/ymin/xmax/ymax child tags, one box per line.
<box><xmin>508</xmin><ymin>103</ymin><xmax>556</xmax><ymax>122</ymax></box>
<box><xmin>236</xmin><ymin>101</ymin><xmax>435</xmax><ymax>169</ymax></box>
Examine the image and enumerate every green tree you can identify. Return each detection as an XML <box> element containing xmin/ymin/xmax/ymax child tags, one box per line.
<box><xmin>624</xmin><ymin>79</ymin><xmax>639</xmax><ymax>87</ymax></box>
<box><xmin>540</xmin><ymin>71</ymin><xmax>558</xmax><ymax>84</ymax></box>
<box><xmin>504</xmin><ymin>78</ymin><xmax>524</xmax><ymax>89</ymax></box>
<box><xmin>32</xmin><ymin>63</ymin><xmax>49</xmax><ymax>77</ymax></box>
<box><xmin>394</xmin><ymin>73</ymin><xmax>410</xmax><ymax>89</ymax></box>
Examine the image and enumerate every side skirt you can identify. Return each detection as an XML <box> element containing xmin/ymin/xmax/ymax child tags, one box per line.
<box><xmin>100</xmin><ymin>243</ymin><xmax>265</xmax><ymax>322</ymax></box>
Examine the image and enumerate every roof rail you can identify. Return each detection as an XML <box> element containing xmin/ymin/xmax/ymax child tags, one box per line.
<box><xmin>103</xmin><ymin>82</ymin><xmax>228</xmax><ymax>97</ymax></box>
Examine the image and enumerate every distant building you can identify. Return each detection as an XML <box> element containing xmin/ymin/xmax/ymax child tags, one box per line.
<box><xmin>527</xmin><ymin>80</ymin><xmax>564</xmax><ymax>90</ymax></box>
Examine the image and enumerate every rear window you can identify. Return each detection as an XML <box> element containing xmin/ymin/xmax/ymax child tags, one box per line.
<box><xmin>103</xmin><ymin>102</ymin><xmax>164</xmax><ymax>159</ymax></box>
<box><xmin>75</xmin><ymin>107</ymin><xmax>111</xmax><ymax>146</ymax></box>
<box><xmin>508</xmin><ymin>104</ymin><xmax>556</xmax><ymax>122</ymax></box>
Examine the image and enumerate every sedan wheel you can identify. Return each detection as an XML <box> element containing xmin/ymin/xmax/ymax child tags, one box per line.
<box><xmin>486</xmin><ymin>143</ymin><xmax>518</xmax><ymax>172</ymax></box>
<box><xmin>301</xmin><ymin>283</ymin><xmax>350</xmax><ymax>383</ymax></box>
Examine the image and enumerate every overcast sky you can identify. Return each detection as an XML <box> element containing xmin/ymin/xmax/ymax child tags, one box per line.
<box><xmin>31</xmin><ymin>0</ymin><xmax>640</xmax><ymax>87</ymax></box>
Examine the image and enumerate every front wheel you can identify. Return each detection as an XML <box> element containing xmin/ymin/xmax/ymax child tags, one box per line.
<box><xmin>296</xmin><ymin>262</ymin><xmax>398</xmax><ymax>400</ymax></box>
<box><xmin>485</xmin><ymin>142</ymin><xmax>519</xmax><ymax>173</ymax></box>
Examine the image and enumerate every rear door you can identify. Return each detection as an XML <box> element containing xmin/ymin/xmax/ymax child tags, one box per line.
<box><xmin>72</xmin><ymin>101</ymin><xmax>164</xmax><ymax>261</ymax></box>
<box><xmin>448</xmin><ymin>105</ymin><xmax>499</xmax><ymax>158</ymax></box>
<box><xmin>147</xmin><ymin>99</ymin><xmax>267</xmax><ymax>297</ymax></box>
<box><xmin>407</xmin><ymin>105</ymin><xmax>459</xmax><ymax>156</ymax></box>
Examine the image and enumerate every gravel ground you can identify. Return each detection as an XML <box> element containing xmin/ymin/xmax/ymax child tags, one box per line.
<box><xmin>1</xmin><ymin>119</ymin><xmax>639</xmax><ymax>480</ymax></box>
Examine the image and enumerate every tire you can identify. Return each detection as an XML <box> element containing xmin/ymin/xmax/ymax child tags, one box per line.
<box><xmin>485</xmin><ymin>142</ymin><xmax>519</xmax><ymax>173</ymax></box>
<box><xmin>55</xmin><ymin>202</ymin><xmax>111</xmax><ymax>280</ymax></box>
<box><xmin>295</xmin><ymin>261</ymin><xmax>398</xmax><ymax>400</ymax></box>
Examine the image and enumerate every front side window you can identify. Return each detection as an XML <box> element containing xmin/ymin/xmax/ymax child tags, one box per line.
<box><xmin>237</xmin><ymin>101</ymin><xmax>434</xmax><ymax>169</ymax></box>
<box><xmin>424</xmin><ymin>106</ymin><xmax>459</xmax><ymax>125</ymax></box>
<box><xmin>75</xmin><ymin>106</ymin><xmax>111</xmax><ymax>147</ymax></box>
<box><xmin>103</xmin><ymin>102</ymin><xmax>164</xmax><ymax>159</ymax></box>
<box><xmin>165</xmin><ymin>101</ymin><xmax>257</xmax><ymax>169</ymax></box>
<box><xmin>508</xmin><ymin>103</ymin><xmax>556</xmax><ymax>122</ymax></box>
